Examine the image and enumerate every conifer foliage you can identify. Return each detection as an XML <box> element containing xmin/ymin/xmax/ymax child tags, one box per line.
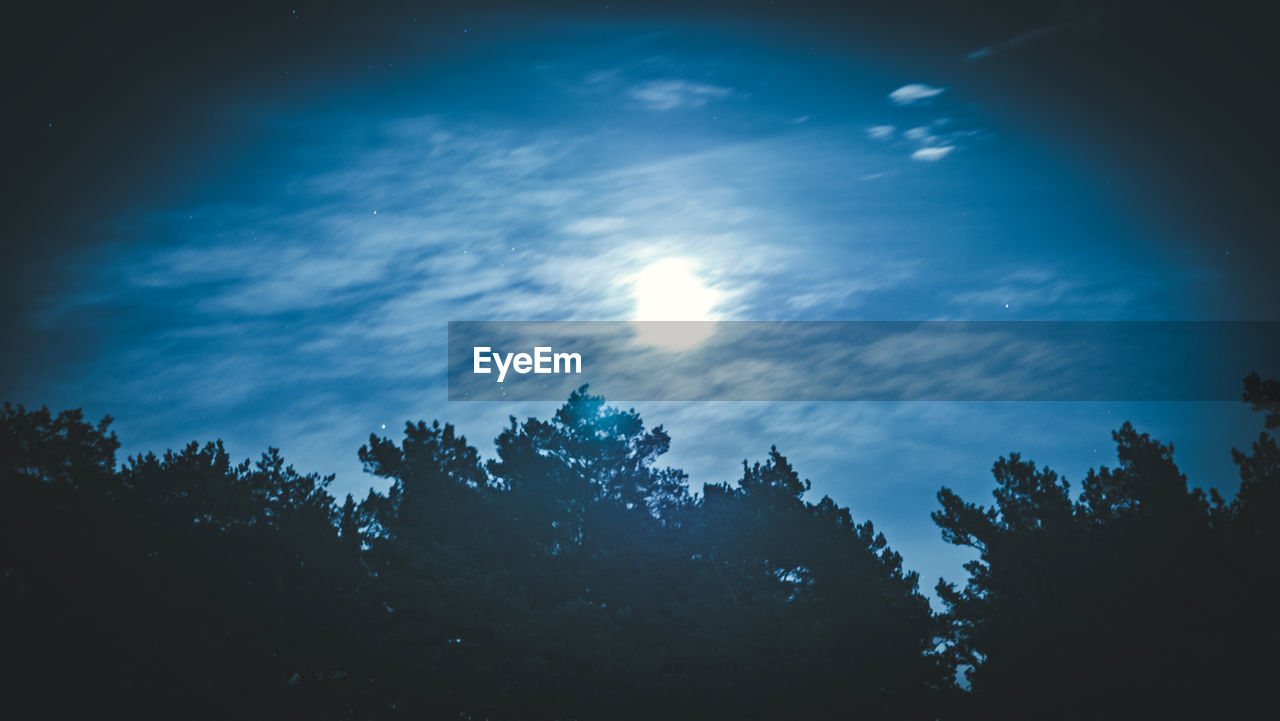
<box><xmin>3</xmin><ymin>378</ymin><xmax>1277</xmax><ymax>719</ymax></box>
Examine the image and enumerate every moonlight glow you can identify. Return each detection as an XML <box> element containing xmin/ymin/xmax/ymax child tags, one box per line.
<box><xmin>630</xmin><ymin>258</ymin><xmax>722</xmax><ymax>351</ymax></box>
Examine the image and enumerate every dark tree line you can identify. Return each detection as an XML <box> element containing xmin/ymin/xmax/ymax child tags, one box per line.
<box><xmin>933</xmin><ymin>373</ymin><xmax>1280</xmax><ymax>719</ymax></box>
<box><xmin>2</xmin><ymin>378</ymin><xmax>1277</xmax><ymax>719</ymax></box>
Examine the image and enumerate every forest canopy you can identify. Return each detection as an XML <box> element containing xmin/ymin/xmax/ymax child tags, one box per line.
<box><xmin>2</xmin><ymin>376</ymin><xmax>1277</xmax><ymax>720</ymax></box>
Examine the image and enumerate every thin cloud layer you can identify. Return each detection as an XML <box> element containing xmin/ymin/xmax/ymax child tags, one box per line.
<box><xmin>630</xmin><ymin>79</ymin><xmax>734</xmax><ymax>110</ymax></box>
<box><xmin>912</xmin><ymin>145</ymin><xmax>954</xmax><ymax>161</ymax></box>
<box><xmin>888</xmin><ymin>83</ymin><xmax>945</xmax><ymax>105</ymax></box>
<box><xmin>866</xmin><ymin>124</ymin><xmax>896</xmax><ymax>140</ymax></box>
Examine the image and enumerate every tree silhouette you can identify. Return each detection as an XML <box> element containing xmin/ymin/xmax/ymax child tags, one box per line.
<box><xmin>344</xmin><ymin>386</ymin><xmax>945</xmax><ymax>719</ymax></box>
<box><xmin>1</xmin><ymin>404</ymin><xmax>371</xmax><ymax>718</ymax></box>
<box><xmin>7</xmin><ymin>378</ymin><xmax>1274</xmax><ymax>719</ymax></box>
<box><xmin>689</xmin><ymin>447</ymin><xmax>948</xmax><ymax>718</ymax></box>
<box><xmin>933</xmin><ymin>375</ymin><xmax>1280</xmax><ymax>719</ymax></box>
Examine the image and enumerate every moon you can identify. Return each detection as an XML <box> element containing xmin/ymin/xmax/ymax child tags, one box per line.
<box><xmin>630</xmin><ymin>258</ymin><xmax>722</xmax><ymax>351</ymax></box>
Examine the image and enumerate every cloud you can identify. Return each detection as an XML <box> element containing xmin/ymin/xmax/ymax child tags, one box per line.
<box><xmin>630</xmin><ymin>79</ymin><xmax>733</xmax><ymax>110</ymax></box>
<box><xmin>965</xmin><ymin>6</ymin><xmax>1120</xmax><ymax>61</ymax></box>
<box><xmin>949</xmin><ymin>267</ymin><xmax>1138</xmax><ymax>315</ymax></box>
<box><xmin>911</xmin><ymin>146</ymin><xmax>954</xmax><ymax>162</ymax></box>
<box><xmin>888</xmin><ymin>83</ymin><xmax>945</xmax><ymax>105</ymax></box>
<box><xmin>786</xmin><ymin>263</ymin><xmax>917</xmax><ymax>310</ymax></box>
<box><xmin>865</xmin><ymin>124</ymin><xmax>895</xmax><ymax>140</ymax></box>
<box><xmin>563</xmin><ymin>216</ymin><xmax>629</xmax><ymax>235</ymax></box>
<box><xmin>70</xmin><ymin>117</ymin><xmax>837</xmax><ymax>408</ymax></box>
<box><xmin>966</xmin><ymin>22</ymin><xmax>1070</xmax><ymax>61</ymax></box>
<box><xmin>43</xmin><ymin>107</ymin><xmax>942</xmax><ymax>494</ymax></box>
<box><xmin>866</xmin><ymin>120</ymin><xmax>970</xmax><ymax>163</ymax></box>
<box><xmin>903</xmin><ymin>126</ymin><xmax>936</xmax><ymax>143</ymax></box>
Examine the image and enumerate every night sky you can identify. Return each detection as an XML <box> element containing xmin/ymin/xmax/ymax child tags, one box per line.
<box><xmin>4</xmin><ymin>0</ymin><xmax>1276</xmax><ymax>600</ymax></box>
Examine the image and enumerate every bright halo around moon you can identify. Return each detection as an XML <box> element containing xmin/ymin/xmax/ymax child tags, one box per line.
<box><xmin>630</xmin><ymin>258</ymin><xmax>722</xmax><ymax>351</ymax></box>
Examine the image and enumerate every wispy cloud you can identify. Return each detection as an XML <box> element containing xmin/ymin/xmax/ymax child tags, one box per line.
<box><xmin>630</xmin><ymin>79</ymin><xmax>733</xmax><ymax>110</ymax></box>
<box><xmin>69</xmin><ymin>114</ymin><xmax>921</xmax><ymax>429</ymax></box>
<box><xmin>903</xmin><ymin>126</ymin><xmax>935</xmax><ymax>143</ymax></box>
<box><xmin>865</xmin><ymin>124</ymin><xmax>895</xmax><ymax>140</ymax></box>
<box><xmin>950</xmin><ymin>267</ymin><xmax>1138</xmax><ymax>316</ymax></box>
<box><xmin>967</xmin><ymin>24</ymin><xmax>1066</xmax><ymax>60</ymax></box>
<box><xmin>911</xmin><ymin>146</ymin><xmax>954</xmax><ymax>162</ymax></box>
<box><xmin>888</xmin><ymin>83</ymin><xmax>945</xmax><ymax>106</ymax></box>
<box><xmin>898</xmin><ymin>120</ymin><xmax>978</xmax><ymax>162</ymax></box>
<box><xmin>876</xmin><ymin>91</ymin><xmax>968</xmax><ymax>162</ymax></box>
<box><xmin>965</xmin><ymin>7</ymin><xmax>1118</xmax><ymax>61</ymax></box>
<box><xmin>786</xmin><ymin>263</ymin><xmax>917</xmax><ymax>310</ymax></box>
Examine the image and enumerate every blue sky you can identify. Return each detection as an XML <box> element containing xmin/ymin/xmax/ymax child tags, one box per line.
<box><xmin>5</xmin><ymin>12</ymin><xmax>1269</xmax><ymax>601</ymax></box>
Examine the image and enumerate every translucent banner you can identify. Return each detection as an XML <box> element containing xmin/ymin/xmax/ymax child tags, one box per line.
<box><xmin>447</xmin><ymin>321</ymin><xmax>1280</xmax><ymax>401</ymax></box>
